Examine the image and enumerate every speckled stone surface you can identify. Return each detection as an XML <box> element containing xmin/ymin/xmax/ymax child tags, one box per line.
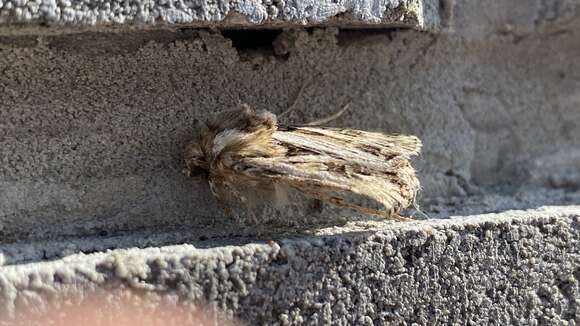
<box><xmin>1</xmin><ymin>206</ymin><xmax>579</xmax><ymax>325</ymax></box>
<box><xmin>0</xmin><ymin>0</ymin><xmax>441</xmax><ymax>29</ymax></box>
<box><xmin>1</xmin><ymin>22</ymin><xmax>580</xmax><ymax>243</ymax></box>
<box><xmin>1</xmin><ymin>0</ymin><xmax>580</xmax><ymax>324</ymax></box>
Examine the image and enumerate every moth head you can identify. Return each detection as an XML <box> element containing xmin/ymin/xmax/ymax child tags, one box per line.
<box><xmin>184</xmin><ymin>105</ymin><xmax>284</xmax><ymax>179</ymax></box>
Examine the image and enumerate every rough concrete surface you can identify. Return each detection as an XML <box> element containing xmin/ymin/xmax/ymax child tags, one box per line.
<box><xmin>1</xmin><ymin>0</ymin><xmax>580</xmax><ymax>324</ymax></box>
<box><xmin>1</xmin><ymin>206</ymin><xmax>579</xmax><ymax>325</ymax></box>
<box><xmin>0</xmin><ymin>0</ymin><xmax>441</xmax><ymax>29</ymax></box>
<box><xmin>1</xmin><ymin>17</ymin><xmax>580</xmax><ymax>242</ymax></box>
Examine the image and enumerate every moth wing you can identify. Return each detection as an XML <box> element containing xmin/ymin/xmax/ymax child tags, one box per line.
<box><xmin>232</xmin><ymin>127</ymin><xmax>421</xmax><ymax>218</ymax></box>
<box><xmin>234</xmin><ymin>155</ymin><xmax>418</xmax><ymax>218</ymax></box>
<box><xmin>280</xmin><ymin>126</ymin><xmax>420</xmax><ymax>158</ymax></box>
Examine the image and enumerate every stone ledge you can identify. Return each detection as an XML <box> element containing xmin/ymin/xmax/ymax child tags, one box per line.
<box><xmin>0</xmin><ymin>0</ymin><xmax>441</xmax><ymax>30</ymax></box>
<box><xmin>1</xmin><ymin>206</ymin><xmax>578</xmax><ymax>324</ymax></box>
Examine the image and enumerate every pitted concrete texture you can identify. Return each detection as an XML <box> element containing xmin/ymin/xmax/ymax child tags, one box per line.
<box><xmin>1</xmin><ymin>2</ymin><xmax>580</xmax><ymax>324</ymax></box>
<box><xmin>1</xmin><ymin>206</ymin><xmax>579</xmax><ymax>325</ymax></box>
<box><xmin>1</xmin><ymin>187</ymin><xmax>579</xmax><ymax>267</ymax></box>
<box><xmin>0</xmin><ymin>0</ymin><xmax>441</xmax><ymax>29</ymax></box>
<box><xmin>1</xmin><ymin>19</ymin><xmax>580</xmax><ymax>243</ymax></box>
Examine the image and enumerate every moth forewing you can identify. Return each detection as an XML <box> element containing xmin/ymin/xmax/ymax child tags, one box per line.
<box><xmin>238</xmin><ymin>152</ymin><xmax>419</xmax><ymax>219</ymax></box>
<box><xmin>184</xmin><ymin>106</ymin><xmax>422</xmax><ymax>220</ymax></box>
<box><xmin>283</xmin><ymin>127</ymin><xmax>422</xmax><ymax>159</ymax></box>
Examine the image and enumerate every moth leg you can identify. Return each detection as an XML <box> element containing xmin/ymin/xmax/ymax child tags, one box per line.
<box><xmin>248</xmin><ymin>210</ymin><xmax>259</xmax><ymax>224</ymax></box>
<box><xmin>410</xmin><ymin>200</ymin><xmax>430</xmax><ymax>219</ymax></box>
<box><xmin>221</xmin><ymin>205</ymin><xmax>233</xmax><ymax>217</ymax></box>
<box><xmin>208</xmin><ymin>179</ymin><xmax>220</xmax><ymax>198</ymax></box>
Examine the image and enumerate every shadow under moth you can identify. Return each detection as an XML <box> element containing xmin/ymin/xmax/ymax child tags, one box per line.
<box><xmin>184</xmin><ymin>105</ymin><xmax>421</xmax><ymax>221</ymax></box>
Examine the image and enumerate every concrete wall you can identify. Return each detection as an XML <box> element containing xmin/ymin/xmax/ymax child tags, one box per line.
<box><xmin>1</xmin><ymin>0</ymin><xmax>579</xmax><ymax>324</ymax></box>
<box><xmin>2</xmin><ymin>208</ymin><xmax>579</xmax><ymax>325</ymax></box>
<box><xmin>1</xmin><ymin>5</ymin><xmax>580</xmax><ymax>242</ymax></box>
<box><xmin>0</xmin><ymin>0</ymin><xmax>441</xmax><ymax>28</ymax></box>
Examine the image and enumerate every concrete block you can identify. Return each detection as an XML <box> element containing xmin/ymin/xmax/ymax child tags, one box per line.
<box><xmin>1</xmin><ymin>1</ymin><xmax>580</xmax><ymax>324</ymax></box>
<box><xmin>1</xmin><ymin>26</ymin><xmax>580</xmax><ymax>243</ymax></box>
<box><xmin>1</xmin><ymin>206</ymin><xmax>579</xmax><ymax>324</ymax></box>
<box><xmin>0</xmin><ymin>0</ymin><xmax>442</xmax><ymax>30</ymax></box>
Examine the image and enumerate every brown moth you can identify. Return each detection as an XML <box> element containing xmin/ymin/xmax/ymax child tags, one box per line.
<box><xmin>184</xmin><ymin>105</ymin><xmax>421</xmax><ymax>221</ymax></box>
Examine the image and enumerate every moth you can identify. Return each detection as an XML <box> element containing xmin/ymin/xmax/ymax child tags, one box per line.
<box><xmin>184</xmin><ymin>105</ymin><xmax>421</xmax><ymax>221</ymax></box>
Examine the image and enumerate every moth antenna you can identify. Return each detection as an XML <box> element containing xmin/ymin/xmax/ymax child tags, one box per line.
<box><xmin>278</xmin><ymin>77</ymin><xmax>351</xmax><ymax>126</ymax></box>
<box><xmin>304</xmin><ymin>103</ymin><xmax>351</xmax><ymax>126</ymax></box>
<box><xmin>278</xmin><ymin>81</ymin><xmax>309</xmax><ymax>119</ymax></box>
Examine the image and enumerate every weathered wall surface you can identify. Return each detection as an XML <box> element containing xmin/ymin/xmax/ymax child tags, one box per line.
<box><xmin>1</xmin><ymin>11</ymin><xmax>580</xmax><ymax>242</ymax></box>
<box><xmin>2</xmin><ymin>207</ymin><xmax>579</xmax><ymax>325</ymax></box>
<box><xmin>1</xmin><ymin>0</ymin><xmax>580</xmax><ymax>324</ymax></box>
<box><xmin>0</xmin><ymin>0</ymin><xmax>441</xmax><ymax>28</ymax></box>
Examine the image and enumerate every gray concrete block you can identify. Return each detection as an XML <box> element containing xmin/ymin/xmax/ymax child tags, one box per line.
<box><xmin>1</xmin><ymin>25</ymin><xmax>580</xmax><ymax>243</ymax></box>
<box><xmin>451</xmin><ymin>0</ymin><xmax>580</xmax><ymax>39</ymax></box>
<box><xmin>1</xmin><ymin>206</ymin><xmax>579</xmax><ymax>324</ymax></box>
<box><xmin>0</xmin><ymin>0</ymin><xmax>441</xmax><ymax>30</ymax></box>
<box><xmin>1</xmin><ymin>1</ymin><xmax>580</xmax><ymax>324</ymax></box>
